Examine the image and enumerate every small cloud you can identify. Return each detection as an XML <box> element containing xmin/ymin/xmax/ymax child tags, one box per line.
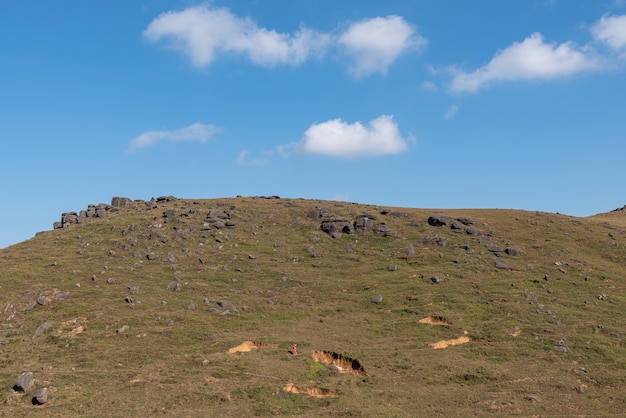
<box><xmin>143</xmin><ymin>5</ymin><xmax>330</xmax><ymax>68</ymax></box>
<box><xmin>338</xmin><ymin>15</ymin><xmax>427</xmax><ymax>77</ymax></box>
<box><xmin>128</xmin><ymin>122</ymin><xmax>219</xmax><ymax>152</ymax></box>
<box><xmin>422</xmin><ymin>80</ymin><xmax>438</xmax><ymax>92</ymax></box>
<box><xmin>332</xmin><ymin>193</ymin><xmax>350</xmax><ymax>202</ymax></box>
<box><xmin>444</xmin><ymin>105</ymin><xmax>459</xmax><ymax>119</ymax></box>
<box><xmin>591</xmin><ymin>14</ymin><xmax>626</xmax><ymax>54</ymax></box>
<box><xmin>450</xmin><ymin>33</ymin><xmax>602</xmax><ymax>92</ymax></box>
<box><xmin>236</xmin><ymin>150</ymin><xmax>269</xmax><ymax>166</ymax></box>
<box><xmin>296</xmin><ymin>115</ymin><xmax>409</xmax><ymax>158</ymax></box>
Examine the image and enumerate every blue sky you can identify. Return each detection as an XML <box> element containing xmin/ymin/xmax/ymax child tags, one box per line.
<box><xmin>1</xmin><ymin>0</ymin><xmax>626</xmax><ymax>249</ymax></box>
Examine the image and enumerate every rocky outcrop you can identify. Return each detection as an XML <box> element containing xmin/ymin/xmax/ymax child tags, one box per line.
<box><xmin>321</xmin><ymin>214</ymin><xmax>392</xmax><ymax>239</ymax></box>
<box><xmin>52</xmin><ymin>196</ymin><xmax>149</xmax><ymax>229</ymax></box>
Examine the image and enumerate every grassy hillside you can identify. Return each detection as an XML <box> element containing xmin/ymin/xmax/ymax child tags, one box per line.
<box><xmin>1</xmin><ymin>196</ymin><xmax>625</xmax><ymax>417</ymax></box>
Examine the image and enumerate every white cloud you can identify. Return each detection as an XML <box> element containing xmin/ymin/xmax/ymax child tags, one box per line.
<box><xmin>143</xmin><ymin>5</ymin><xmax>330</xmax><ymax>68</ymax></box>
<box><xmin>450</xmin><ymin>33</ymin><xmax>601</xmax><ymax>92</ymax></box>
<box><xmin>128</xmin><ymin>123</ymin><xmax>219</xmax><ymax>152</ymax></box>
<box><xmin>144</xmin><ymin>7</ymin><xmax>426</xmax><ymax>76</ymax></box>
<box><xmin>297</xmin><ymin>115</ymin><xmax>409</xmax><ymax>158</ymax></box>
<box><xmin>591</xmin><ymin>14</ymin><xmax>626</xmax><ymax>53</ymax></box>
<box><xmin>338</xmin><ymin>15</ymin><xmax>427</xmax><ymax>77</ymax></box>
<box><xmin>444</xmin><ymin>105</ymin><xmax>459</xmax><ymax>119</ymax></box>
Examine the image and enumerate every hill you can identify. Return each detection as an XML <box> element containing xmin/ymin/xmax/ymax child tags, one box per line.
<box><xmin>1</xmin><ymin>196</ymin><xmax>625</xmax><ymax>416</ymax></box>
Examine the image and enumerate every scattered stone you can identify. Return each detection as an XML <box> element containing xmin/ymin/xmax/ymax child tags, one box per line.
<box><xmin>146</xmin><ymin>253</ymin><xmax>158</xmax><ymax>260</ymax></box>
<box><xmin>33</xmin><ymin>387</ymin><xmax>49</xmax><ymax>405</ymax></box>
<box><xmin>32</xmin><ymin>321</ymin><xmax>52</xmax><ymax>339</ymax></box>
<box><xmin>494</xmin><ymin>260</ymin><xmax>508</xmax><ymax>269</ymax></box>
<box><xmin>388</xmin><ymin>264</ymin><xmax>397</xmax><ymax>271</ymax></box>
<box><xmin>168</xmin><ymin>282</ymin><xmax>182</xmax><ymax>292</ymax></box>
<box><xmin>431</xmin><ymin>276</ymin><xmax>445</xmax><ymax>284</ymax></box>
<box><xmin>116</xmin><ymin>325</ymin><xmax>129</xmax><ymax>333</ymax></box>
<box><xmin>527</xmin><ymin>394</ymin><xmax>542</xmax><ymax>402</ymax></box>
<box><xmin>14</xmin><ymin>372</ymin><xmax>34</xmax><ymax>392</ymax></box>
<box><xmin>505</xmin><ymin>247</ymin><xmax>522</xmax><ymax>256</ymax></box>
<box><xmin>371</xmin><ymin>295</ymin><xmax>383</xmax><ymax>304</ymax></box>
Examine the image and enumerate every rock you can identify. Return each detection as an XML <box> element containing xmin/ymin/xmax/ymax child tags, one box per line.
<box><xmin>32</xmin><ymin>321</ymin><xmax>52</xmax><ymax>339</ymax></box>
<box><xmin>505</xmin><ymin>247</ymin><xmax>522</xmax><ymax>256</ymax></box>
<box><xmin>388</xmin><ymin>264</ymin><xmax>397</xmax><ymax>271</ymax></box>
<box><xmin>61</xmin><ymin>212</ymin><xmax>79</xmax><ymax>227</ymax></box>
<box><xmin>373</xmin><ymin>223</ymin><xmax>391</xmax><ymax>237</ymax></box>
<box><xmin>403</xmin><ymin>245</ymin><xmax>415</xmax><ymax>257</ymax></box>
<box><xmin>450</xmin><ymin>221</ymin><xmax>464</xmax><ymax>230</ymax></box>
<box><xmin>320</xmin><ymin>218</ymin><xmax>354</xmax><ymax>238</ymax></box>
<box><xmin>465</xmin><ymin>226</ymin><xmax>480</xmax><ymax>235</ymax></box>
<box><xmin>428</xmin><ymin>215</ymin><xmax>452</xmax><ymax>227</ymax></box>
<box><xmin>168</xmin><ymin>282</ymin><xmax>182</xmax><ymax>292</ymax></box>
<box><xmin>308</xmin><ymin>208</ymin><xmax>329</xmax><ymax>219</ymax></box>
<box><xmin>494</xmin><ymin>260</ymin><xmax>508</xmax><ymax>269</ymax></box>
<box><xmin>111</xmin><ymin>196</ymin><xmax>132</xmax><ymax>207</ymax></box>
<box><xmin>146</xmin><ymin>253</ymin><xmax>158</xmax><ymax>260</ymax></box>
<box><xmin>354</xmin><ymin>214</ymin><xmax>376</xmax><ymax>233</ymax></box>
<box><xmin>14</xmin><ymin>372</ymin><xmax>34</xmax><ymax>392</ymax></box>
<box><xmin>431</xmin><ymin>276</ymin><xmax>445</xmax><ymax>284</ymax></box>
<box><xmin>371</xmin><ymin>295</ymin><xmax>383</xmax><ymax>304</ymax></box>
<box><xmin>33</xmin><ymin>387</ymin><xmax>49</xmax><ymax>405</ymax></box>
<box><xmin>117</xmin><ymin>325</ymin><xmax>129</xmax><ymax>333</ymax></box>
<box><xmin>457</xmin><ymin>217</ymin><xmax>474</xmax><ymax>225</ymax></box>
<box><xmin>527</xmin><ymin>394</ymin><xmax>542</xmax><ymax>402</ymax></box>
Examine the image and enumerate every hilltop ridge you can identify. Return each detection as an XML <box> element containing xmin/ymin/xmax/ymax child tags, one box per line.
<box><xmin>1</xmin><ymin>196</ymin><xmax>625</xmax><ymax>416</ymax></box>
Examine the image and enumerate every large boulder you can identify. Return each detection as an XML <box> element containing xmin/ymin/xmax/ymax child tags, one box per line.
<box><xmin>321</xmin><ymin>218</ymin><xmax>354</xmax><ymax>238</ymax></box>
<box><xmin>111</xmin><ymin>196</ymin><xmax>132</xmax><ymax>207</ymax></box>
<box><xmin>354</xmin><ymin>214</ymin><xmax>376</xmax><ymax>233</ymax></box>
<box><xmin>428</xmin><ymin>215</ymin><xmax>452</xmax><ymax>227</ymax></box>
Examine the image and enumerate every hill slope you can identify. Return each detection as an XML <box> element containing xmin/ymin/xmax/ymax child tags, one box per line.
<box><xmin>1</xmin><ymin>196</ymin><xmax>625</xmax><ymax>416</ymax></box>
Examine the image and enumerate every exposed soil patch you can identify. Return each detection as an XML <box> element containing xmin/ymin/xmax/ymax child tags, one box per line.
<box><xmin>312</xmin><ymin>351</ymin><xmax>367</xmax><ymax>376</ymax></box>
<box><xmin>282</xmin><ymin>382</ymin><xmax>340</xmax><ymax>398</ymax></box>
<box><xmin>56</xmin><ymin>317</ymin><xmax>88</xmax><ymax>339</ymax></box>
<box><xmin>429</xmin><ymin>331</ymin><xmax>471</xmax><ymax>349</ymax></box>
<box><xmin>228</xmin><ymin>340</ymin><xmax>278</xmax><ymax>353</ymax></box>
<box><xmin>419</xmin><ymin>315</ymin><xmax>451</xmax><ymax>325</ymax></box>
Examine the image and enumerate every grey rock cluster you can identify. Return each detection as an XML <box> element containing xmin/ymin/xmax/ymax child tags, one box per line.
<box><xmin>53</xmin><ymin>196</ymin><xmax>133</xmax><ymax>229</ymax></box>
<box><xmin>428</xmin><ymin>215</ymin><xmax>478</xmax><ymax>235</ymax></box>
<box><xmin>320</xmin><ymin>212</ymin><xmax>391</xmax><ymax>239</ymax></box>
